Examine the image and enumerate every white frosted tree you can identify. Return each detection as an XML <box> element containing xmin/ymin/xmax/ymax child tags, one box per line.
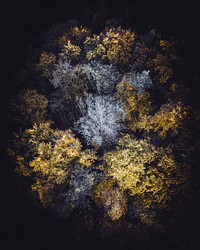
<box><xmin>49</xmin><ymin>60</ymin><xmax>72</xmax><ymax>88</ymax></box>
<box><xmin>48</xmin><ymin>60</ymin><xmax>89</xmax><ymax>126</ymax></box>
<box><xmin>79</xmin><ymin>61</ymin><xmax>122</xmax><ymax>94</ymax></box>
<box><xmin>49</xmin><ymin>60</ymin><xmax>89</xmax><ymax>90</ymax></box>
<box><xmin>122</xmin><ymin>70</ymin><xmax>153</xmax><ymax>94</ymax></box>
<box><xmin>75</xmin><ymin>94</ymin><xmax>124</xmax><ymax>147</ymax></box>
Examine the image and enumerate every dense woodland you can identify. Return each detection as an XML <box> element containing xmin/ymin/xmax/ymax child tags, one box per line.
<box><xmin>1</xmin><ymin>1</ymin><xmax>200</xmax><ymax>249</ymax></box>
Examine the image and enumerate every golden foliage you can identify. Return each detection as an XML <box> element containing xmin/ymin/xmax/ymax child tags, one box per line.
<box><xmin>139</xmin><ymin>211</ymin><xmax>164</xmax><ymax>231</ymax></box>
<box><xmin>29</xmin><ymin>130</ymin><xmax>82</xmax><ymax>206</ymax></box>
<box><xmin>104</xmin><ymin>135</ymin><xmax>157</xmax><ymax>192</ymax></box>
<box><xmin>36</xmin><ymin>52</ymin><xmax>56</xmax><ymax>77</ymax></box>
<box><xmin>84</xmin><ymin>34</ymin><xmax>101</xmax><ymax>46</ymax></box>
<box><xmin>148</xmin><ymin>39</ymin><xmax>176</xmax><ymax>84</ymax></box>
<box><xmin>138</xmin><ymin>102</ymin><xmax>188</xmax><ymax>138</ymax></box>
<box><xmin>151</xmin><ymin>54</ymin><xmax>173</xmax><ymax>84</ymax></box>
<box><xmin>104</xmin><ymin>134</ymin><xmax>188</xmax><ymax>208</ymax></box>
<box><xmin>116</xmin><ymin>81</ymin><xmax>152</xmax><ymax>130</ymax></box>
<box><xmin>8</xmin><ymin>122</ymin><xmax>54</xmax><ymax>177</ymax></box>
<box><xmin>60</xmin><ymin>40</ymin><xmax>81</xmax><ymax>60</ymax></box>
<box><xmin>170</xmin><ymin>82</ymin><xmax>178</xmax><ymax>92</ymax></box>
<box><xmin>58</xmin><ymin>26</ymin><xmax>91</xmax><ymax>48</ymax></box>
<box><xmin>26</xmin><ymin>122</ymin><xmax>56</xmax><ymax>146</ymax></box>
<box><xmin>9</xmin><ymin>122</ymin><xmax>97</xmax><ymax>207</ymax></box>
<box><xmin>8</xmin><ymin>22</ymin><xmax>191</xmax><ymax>225</ymax></box>
<box><xmin>159</xmin><ymin>39</ymin><xmax>176</xmax><ymax>53</ymax></box>
<box><xmin>9</xmin><ymin>89</ymin><xmax>48</xmax><ymax>125</ymax></box>
<box><xmin>84</xmin><ymin>28</ymin><xmax>135</xmax><ymax>64</ymax></box>
<box><xmin>70</xmin><ymin>26</ymin><xmax>91</xmax><ymax>41</ymax></box>
<box><xmin>102</xmin><ymin>28</ymin><xmax>135</xmax><ymax>64</ymax></box>
<box><xmin>93</xmin><ymin>179</ymin><xmax>127</xmax><ymax>220</ymax></box>
<box><xmin>84</xmin><ymin>34</ymin><xmax>103</xmax><ymax>60</ymax></box>
<box><xmin>57</xmin><ymin>32</ymin><xmax>69</xmax><ymax>47</ymax></box>
<box><xmin>15</xmin><ymin>155</ymin><xmax>31</xmax><ymax>177</ymax></box>
<box><xmin>79</xmin><ymin>149</ymin><xmax>97</xmax><ymax>167</ymax></box>
<box><xmin>159</xmin><ymin>39</ymin><xmax>171</xmax><ymax>48</ymax></box>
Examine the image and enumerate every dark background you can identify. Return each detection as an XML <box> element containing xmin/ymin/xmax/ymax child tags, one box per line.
<box><xmin>1</xmin><ymin>1</ymin><xmax>200</xmax><ymax>249</ymax></box>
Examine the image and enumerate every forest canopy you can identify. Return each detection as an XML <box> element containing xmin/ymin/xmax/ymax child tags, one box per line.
<box><xmin>7</xmin><ymin>20</ymin><xmax>198</xmax><ymax>236</ymax></box>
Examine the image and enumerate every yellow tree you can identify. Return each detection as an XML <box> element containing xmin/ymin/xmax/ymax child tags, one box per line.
<box><xmin>147</xmin><ymin>38</ymin><xmax>177</xmax><ymax>84</ymax></box>
<box><xmin>84</xmin><ymin>28</ymin><xmax>135</xmax><ymax>65</ymax></box>
<box><xmin>138</xmin><ymin>102</ymin><xmax>188</xmax><ymax>138</ymax></box>
<box><xmin>59</xmin><ymin>40</ymin><xmax>81</xmax><ymax>61</ymax></box>
<box><xmin>36</xmin><ymin>52</ymin><xmax>56</xmax><ymax>77</ymax></box>
<box><xmin>57</xmin><ymin>26</ymin><xmax>91</xmax><ymax>47</ymax></box>
<box><xmin>115</xmin><ymin>81</ymin><xmax>152</xmax><ymax>131</ymax></box>
<box><xmin>102</xmin><ymin>28</ymin><xmax>135</xmax><ymax>65</ymax></box>
<box><xmin>9</xmin><ymin>89</ymin><xmax>48</xmax><ymax>126</ymax></box>
<box><xmin>92</xmin><ymin>179</ymin><xmax>127</xmax><ymax>221</ymax></box>
<box><xmin>104</xmin><ymin>134</ymin><xmax>188</xmax><ymax>209</ymax></box>
<box><xmin>8</xmin><ymin>122</ymin><xmax>97</xmax><ymax>207</ymax></box>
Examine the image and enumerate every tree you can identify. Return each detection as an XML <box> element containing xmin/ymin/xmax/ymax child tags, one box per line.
<box><xmin>48</xmin><ymin>60</ymin><xmax>89</xmax><ymax>127</ymax></box>
<box><xmin>59</xmin><ymin>40</ymin><xmax>81</xmax><ymax>61</ymax></box>
<box><xmin>79</xmin><ymin>61</ymin><xmax>122</xmax><ymax>94</ymax></box>
<box><xmin>9</xmin><ymin>89</ymin><xmax>48</xmax><ymax>126</ymax></box>
<box><xmin>122</xmin><ymin>70</ymin><xmax>153</xmax><ymax>94</ymax></box>
<box><xmin>74</xmin><ymin>94</ymin><xmax>124</xmax><ymax>147</ymax></box>
<box><xmin>137</xmin><ymin>102</ymin><xmax>188</xmax><ymax>138</ymax></box>
<box><xmin>104</xmin><ymin>134</ymin><xmax>188</xmax><ymax>209</ymax></box>
<box><xmin>8</xmin><ymin>122</ymin><xmax>97</xmax><ymax>207</ymax></box>
<box><xmin>147</xmin><ymin>38</ymin><xmax>177</xmax><ymax>85</ymax></box>
<box><xmin>92</xmin><ymin>179</ymin><xmax>127</xmax><ymax>220</ymax></box>
<box><xmin>84</xmin><ymin>27</ymin><xmax>135</xmax><ymax>65</ymax></box>
<box><xmin>55</xmin><ymin>164</ymin><xmax>98</xmax><ymax>217</ymax></box>
<box><xmin>36</xmin><ymin>52</ymin><xmax>56</xmax><ymax>77</ymax></box>
<box><xmin>7</xmin><ymin>20</ymin><xmax>193</xmax><ymax>234</ymax></box>
<box><xmin>115</xmin><ymin>81</ymin><xmax>152</xmax><ymax>131</ymax></box>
